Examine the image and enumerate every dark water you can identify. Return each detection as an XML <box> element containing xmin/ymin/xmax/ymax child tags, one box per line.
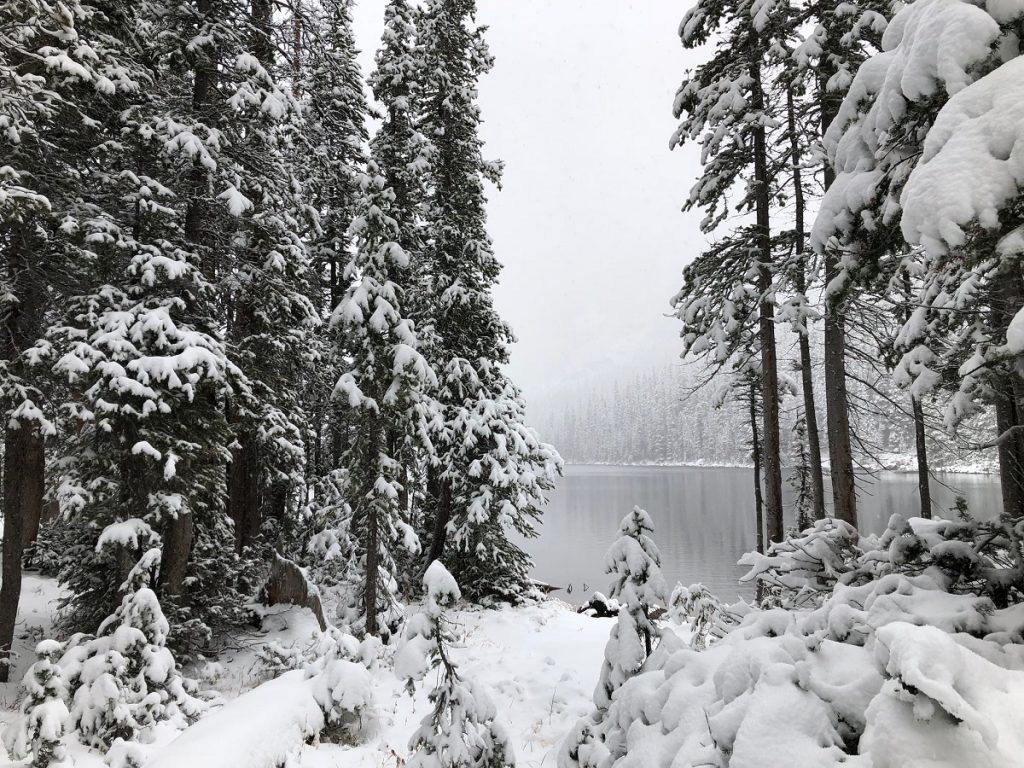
<box><xmin>526</xmin><ymin>464</ymin><xmax>1003</xmax><ymax>603</ymax></box>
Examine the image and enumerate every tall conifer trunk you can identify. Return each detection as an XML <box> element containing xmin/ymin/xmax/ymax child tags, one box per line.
<box><xmin>161</xmin><ymin>0</ymin><xmax>218</xmax><ymax>593</ymax></box>
<box><xmin>818</xmin><ymin>65</ymin><xmax>858</xmax><ymax>528</ymax></box>
<box><xmin>750</xmin><ymin>384</ymin><xmax>765</xmax><ymax>555</ymax></box>
<box><xmin>0</xmin><ymin>230</ymin><xmax>45</xmax><ymax>682</ymax></box>
<box><xmin>750</xmin><ymin>58</ymin><xmax>784</xmax><ymax>544</ymax></box>
<box><xmin>993</xmin><ymin>271</ymin><xmax>1024</xmax><ymax>518</ymax></box>
<box><xmin>787</xmin><ymin>83</ymin><xmax>826</xmax><ymax>519</ymax></box>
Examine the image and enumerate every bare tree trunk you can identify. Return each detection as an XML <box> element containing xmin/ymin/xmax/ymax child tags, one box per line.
<box><xmin>425</xmin><ymin>473</ymin><xmax>452</xmax><ymax>568</ymax></box>
<box><xmin>787</xmin><ymin>82</ymin><xmax>826</xmax><ymax>520</ymax></box>
<box><xmin>750</xmin><ymin>384</ymin><xmax>765</xmax><ymax>555</ymax></box>
<box><xmin>0</xmin><ymin>223</ymin><xmax>46</xmax><ymax>682</ymax></box>
<box><xmin>818</xmin><ymin>73</ymin><xmax>858</xmax><ymax>529</ymax></box>
<box><xmin>0</xmin><ymin>425</ymin><xmax>44</xmax><ymax>682</ymax></box>
<box><xmin>995</xmin><ymin>382</ymin><xmax>1024</xmax><ymax>518</ymax></box>
<box><xmin>911</xmin><ymin>395</ymin><xmax>931</xmax><ymax>518</ymax></box>
<box><xmin>364</xmin><ymin>499</ymin><xmax>379</xmax><ymax>636</ymax></box>
<box><xmin>229</xmin><ymin>435</ymin><xmax>261</xmax><ymax>551</ymax></box>
<box><xmin>750</xmin><ymin>59</ymin><xmax>784</xmax><ymax>545</ymax></box>
<box><xmin>160</xmin><ymin>512</ymin><xmax>193</xmax><ymax>597</ymax></box>
<box><xmin>991</xmin><ymin>268</ymin><xmax>1024</xmax><ymax>518</ymax></box>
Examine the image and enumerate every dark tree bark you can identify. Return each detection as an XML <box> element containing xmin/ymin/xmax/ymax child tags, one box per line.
<box><xmin>0</xmin><ymin>227</ymin><xmax>46</xmax><ymax>682</ymax></box>
<box><xmin>364</xmin><ymin>499</ymin><xmax>379</xmax><ymax>636</ymax></box>
<box><xmin>818</xmin><ymin>71</ymin><xmax>858</xmax><ymax>529</ymax></box>
<box><xmin>911</xmin><ymin>395</ymin><xmax>931</xmax><ymax>518</ymax></box>
<box><xmin>750</xmin><ymin>384</ymin><xmax>765</xmax><ymax>555</ymax></box>
<box><xmin>161</xmin><ymin>0</ymin><xmax>216</xmax><ymax>591</ymax></box>
<box><xmin>425</xmin><ymin>472</ymin><xmax>452</xmax><ymax>568</ymax></box>
<box><xmin>994</xmin><ymin>382</ymin><xmax>1024</xmax><ymax>518</ymax></box>
<box><xmin>786</xmin><ymin>82</ymin><xmax>826</xmax><ymax>520</ymax></box>
<box><xmin>229</xmin><ymin>434</ymin><xmax>261</xmax><ymax>552</ymax></box>
<box><xmin>992</xmin><ymin>270</ymin><xmax>1024</xmax><ymax>518</ymax></box>
<box><xmin>0</xmin><ymin>425</ymin><xmax>44</xmax><ymax>682</ymax></box>
<box><xmin>160</xmin><ymin>512</ymin><xmax>193</xmax><ymax>597</ymax></box>
<box><xmin>750</xmin><ymin>58</ymin><xmax>784</xmax><ymax>545</ymax></box>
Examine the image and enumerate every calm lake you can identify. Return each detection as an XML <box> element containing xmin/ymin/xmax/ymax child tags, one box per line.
<box><xmin>527</xmin><ymin>464</ymin><xmax>1003</xmax><ymax>603</ymax></box>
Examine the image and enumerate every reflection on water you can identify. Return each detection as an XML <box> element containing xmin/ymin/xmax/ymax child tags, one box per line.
<box><xmin>526</xmin><ymin>464</ymin><xmax>1002</xmax><ymax>603</ymax></box>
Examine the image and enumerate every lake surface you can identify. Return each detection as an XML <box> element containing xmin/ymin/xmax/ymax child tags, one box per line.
<box><xmin>526</xmin><ymin>464</ymin><xmax>1002</xmax><ymax>603</ymax></box>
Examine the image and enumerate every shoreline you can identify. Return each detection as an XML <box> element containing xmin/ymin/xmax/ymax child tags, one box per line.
<box><xmin>562</xmin><ymin>461</ymin><xmax>999</xmax><ymax>475</ymax></box>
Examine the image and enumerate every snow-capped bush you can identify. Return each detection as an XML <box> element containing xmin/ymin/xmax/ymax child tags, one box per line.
<box><xmin>738</xmin><ymin>516</ymin><xmax>863</xmax><ymax>607</ymax></box>
<box><xmin>306</xmin><ymin>656</ymin><xmax>379</xmax><ymax>744</ymax></box>
<box><xmin>62</xmin><ymin>549</ymin><xmax>206</xmax><ymax>749</ymax></box>
<box><xmin>667</xmin><ymin>583</ymin><xmax>725</xmax><ymax>651</ymax></box>
<box><xmin>8</xmin><ymin>546</ymin><xmax>208</xmax><ymax>764</ymax></box>
<box><xmin>4</xmin><ymin>639</ymin><xmax>71</xmax><ymax>767</ymax></box>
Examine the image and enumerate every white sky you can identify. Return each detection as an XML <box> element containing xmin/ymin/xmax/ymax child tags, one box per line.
<box><xmin>351</xmin><ymin>0</ymin><xmax>708</xmax><ymax>409</ymax></box>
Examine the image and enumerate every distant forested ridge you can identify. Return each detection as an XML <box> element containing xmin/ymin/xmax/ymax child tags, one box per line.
<box><xmin>534</xmin><ymin>359</ymin><xmax>997</xmax><ymax>472</ymax></box>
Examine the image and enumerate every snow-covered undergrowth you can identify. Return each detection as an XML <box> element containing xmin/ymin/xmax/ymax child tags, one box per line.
<box><xmin>0</xmin><ymin>577</ymin><xmax>623</xmax><ymax>768</ymax></box>
<box><xmin>565</xmin><ymin>515</ymin><xmax>1024</xmax><ymax>768</ymax></box>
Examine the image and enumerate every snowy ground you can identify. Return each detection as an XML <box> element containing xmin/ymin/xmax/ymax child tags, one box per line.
<box><xmin>0</xmin><ymin>574</ymin><xmax>641</xmax><ymax>768</ymax></box>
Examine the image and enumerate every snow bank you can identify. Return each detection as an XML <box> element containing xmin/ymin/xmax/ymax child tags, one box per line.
<box><xmin>147</xmin><ymin>654</ymin><xmax>375</xmax><ymax>768</ymax></box>
<box><xmin>145</xmin><ymin>670</ymin><xmax>322</xmax><ymax>768</ymax></box>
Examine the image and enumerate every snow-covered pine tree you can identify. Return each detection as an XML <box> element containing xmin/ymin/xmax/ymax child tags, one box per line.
<box><xmin>398</xmin><ymin>562</ymin><xmax>515</xmax><ymax>768</ymax></box>
<box><xmin>4</xmin><ymin>639</ymin><xmax>71</xmax><ymax>767</ymax></box>
<box><xmin>895</xmin><ymin>8</ymin><xmax>1024</xmax><ymax>518</ymax></box>
<box><xmin>217</xmin><ymin>0</ymin><xmax>320</xmax><ymax>554</ymax></box>
<box><xmin>0</xmin><ymin>0</ymin><xmax>114</xmax><ymax>682</ymax></box>
<box><xmin>50</xmin><ymin>166</ymin><xmax>239</xmax><ymax>645</ymax></box>
<box><xmin>559</xmin><ymin>509</ymin><xmax>668</xmax><ymax>768</ymax></box>
<box><xmin>672</xmin><ymin>0</ymin><xmax>792</xmax><ymax>541</ymax></box>
<box><xmin>595</xmin><ymin>506</ymin><xmax>667</xmax><ymax>711</ymax></box>
<box><xmin>45</xmin><ymin>0</ymin><xmax>315</xmax><ymax>650</ymax></box>
<box><xmin>369</xmin><ymin>0</ymin><xmax>428</xmax><ymax>254</ymax></box>
<box><xmin>297</xmin><ymin>0</ymin><xmax>371</xmax><ymax>494</ymax></box>
<box><xmin>330</xmin><ymin>165</ymin><xmax>436</xmax><ymax>637</ymax></box>
<box><xmin>788</xmin><ymin>413</ymin><xmax>814</xmax><ymax>531</ymax></box>
<box><xmin>414</xmin><ymin>0</ymin><xmax>561</xmax><ymax>600</ymax></box>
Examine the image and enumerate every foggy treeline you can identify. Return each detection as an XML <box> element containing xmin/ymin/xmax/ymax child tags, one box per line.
<box><xmin>536</xmin><ymin>358</ymin><xmax>997</xmax><ymax>472</ymax></box>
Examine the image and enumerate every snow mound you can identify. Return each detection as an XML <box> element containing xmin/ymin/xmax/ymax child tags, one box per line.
<box><xmin>146</xmin><ymin>656</ymin><xmax>376</xmax><ymax>768</ymax></box>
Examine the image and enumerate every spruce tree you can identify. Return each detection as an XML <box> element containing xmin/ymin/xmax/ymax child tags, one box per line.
<box><xmin>399</xmin><ymin>562</ymin><xmax>515</xmax><ymax>768</ymax></box>
<box><xmin>414</xmin><ymin>0</ymin><xmax>560</xmax><ymax>600</ymax></box>
<box><xmin>0</xmin><ymin>0</ymin><xmax>112</xmax><ymax>682</ymax></box>
<box><xmin>330</xmin><ymin>166</ymin><xmax>437</xmax><ymax>637</ymax></box>
<box><xmin>596</xmin><ymin>507</ymin><xmax>666</xmax><ymax>710</ymax></box>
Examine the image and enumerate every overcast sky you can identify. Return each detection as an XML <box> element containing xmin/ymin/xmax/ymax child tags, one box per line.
<box><xmin>350</xmin><ymin>1</ymin><xmax>708</xmax><ymax>409</ymax></box>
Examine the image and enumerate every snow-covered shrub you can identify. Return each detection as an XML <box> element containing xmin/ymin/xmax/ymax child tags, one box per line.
<box><xmin>399</xmin><ymin>562</ymin><xmax>515</xmax><ymax>768</ymax></box>
<box><xmin>667</xmin><ymin>583</ymin><xmax>725</xmax><ymax>650</ymax></box>
<box><xmin>577</xmin><ymin>592</ymin><xmax>621</xmax><ymax>619</ymax></box>
<box><xmin>4</xmin><ymin>639</ymin><xmax>71</xmax><ymax>767</ymax></box>
<box><xmin>57</xmin><ymin>548</ymin><xmax>205</xmax><ymax>755</ymax></box>
<box><xmin>306</xmin><ymin>656</ymin><xmax>378</xmax><ymax>744</ymax></box>
<box><xmin>568</xmin><ymin>513</ymin><xmax>1024</xmax><ymax>768</ymax></box>
<box><xmin>738</xmin><ymin>517</ymin><xmax>863</xmax><ymax>608</ymax></box>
